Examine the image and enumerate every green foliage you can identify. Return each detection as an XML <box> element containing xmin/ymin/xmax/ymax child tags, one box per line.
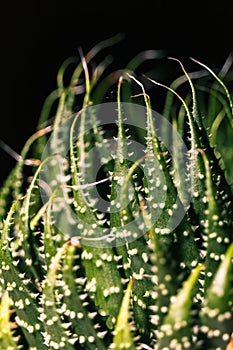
<box><xmin>0</xmin><ymin>36</ymin><xmax>233</xmax><ymax>349</ymax></box>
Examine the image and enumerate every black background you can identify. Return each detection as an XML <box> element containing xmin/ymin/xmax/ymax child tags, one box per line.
<box><xmin>1</xmin><ymin>2</ymin><xmax>233</xmax><ymax>185</ymax></box>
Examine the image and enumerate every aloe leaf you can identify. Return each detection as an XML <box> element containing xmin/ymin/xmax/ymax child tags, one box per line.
<box><xmin>130</xmin><ymin>250</ymin><xmax>154</xmax><ymax>341</ymax></box>
<box><xmin>173</xmin><ymin>214</ymin><xmax>201</xmax><ymax>270</ymax></box>
<box><xmin>0</xmin><ymin>291</ymin><xmax>19</xmax><ymax>350</ymax></box>
<box><xmin>200</xmin><ymin>150</ymin><xmax>233</xmax><ymax>291</ymax></box>
<box><xmin>42</xmin><ymin>188</ymin><xmax>68</xmax><ymax>267</ymax></box>
<box><xmin>19</xmin><ymin>157</ymin><xmax>53</xmax><ymax>283</ymax></box>
<box><xmin>120</xmin><ymin>192</ymin><xmax>155</xmax><ymax>342</ymax></box>
<box><xmin>129</xmin><ymin>74</ymin><xmax>180</xmax><ymax>239</ymax></box>
<box><xmin>130</xmin><ymin>77</ymin><xmax>200</xmax><ymax>341</ymax></box>
<box><xmin>73</xmin><ymin>49</ymin><xmax>114</xmax><ymax>198</ymax></box>
<box><xmin>111</xmin><ymin>278</ymin><xmax>136</xmax><ymax>350</ymax></box>
<box><xmin>0</xmin><ymin>199</ymin><xmax>47</xmax><ymax>349</ymax></box>
<box><xmin>157</xmin><ymin>264</ymin><xmax>202</xmax><ymax>349</ymax></box>
<box><xmin>61</xmin><ymin>243</ymin><xmax>107</xmax><ymax>350</ymax></box>
<box><xmin>82</xmin><ymin>245</ymin><xmax>124</xmax><ymax>330</ymax></box>
<box><xmin>116</xmin><ymin>157</ymin><xmax>155</xmax><ymax>339</ymax></box>
<box><xmin>69</xmin><ymin>193</ymin><xmax>124</xmax><ymax>330</ymax></box>
<box><xmin>195</xmin><ymin>84</ymin><xmax>233</xmax><ymax>188</ymax></box>
<box><xmin>109</xmin><ymin>77</ymin><xmax>140</xmax><ymax>253</ymax></box>
<box><xmin>200</xmin><ymin>243</ymin><xmax>233</xmax><ymax>349</ymax></box>
<box><xmin>186</xmin><ymin>58</ymin><xmax>233</xmax><ymax>179</ymax></box>
<box><xmin>68</xmin><ymin>88</ymin><xmax>124</xmax><ymax>330</ymax></box>
<box><xmin>170</xmin><ymin>109</ymin><xmax>191</xmax><ymax>207</ymax></box>
<box><xmin>39</xmin><ymin>241</ymin><xmax>77</xmax><ymax>349</ymax></box>
<box><xmin>95</xmin><ymin>76</ymin><xmax>154</xmax><ymax>341</ymax></box>
<box><xmin>110</xmin><ymin>76</ymin><xmax>141</xmax><ymax>240</ymax></box>
<box><xmin>116</xmin><ymin>154</ymin><xmax>155</xmax><ymax>341</ymax></box>
<box><xmin>191</xmin><ymin>60</ymin><xmax>233</xmax><ymax>183</ymax></box>
<box><xmin>69</xmin><ymin>105</ymin><xmax>99</xmax><ymax>224</ymax></box>
<box><xmin>144</xmin><ymin>74</ymin><xmax>209</xmax><ymax>230</ymax></box>
<box><xmin>73</xmin><ymin>198</ymin><xmax>124</xmax><ymax>327</ymax></box>
<box><xmin>128</xmin><ymin>75</ymin><xmax>189</xmax><ymax>331</ymax></box>
<box><xmin>168</xmin><ymin>57</ymin><xmax>204</xmax><ymax>130</ymax></box>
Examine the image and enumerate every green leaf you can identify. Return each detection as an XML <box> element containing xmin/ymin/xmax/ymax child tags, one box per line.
<box><xmin>157</xmin><ymin>264</ymin><xmax>202</xmax><ymax>349</ymax></box>
<box><xmin>61</xmin><ymin>243</ymin><xmax>108</xmax><ymax>350</ymax></box>
<box><xmin>39</xmin><ymin>241</ymin><xmax>77</xmax><ymax>349</ymax></box>
<box><xmin>81</xmin><ymin>244</ymin><xmax>124</xmax><ymax>329</ymax></box>
<box><xmin>143</xmin><ymin>72</ymin><xmax>207</xmax><ymax>225</ymax></box>
<box><xmin>111</xmin><ymin>278</ymin><xmax>136</xmax><ymax>350</ymax></box>
<box><xmin>68</xmin><ymin>81</ymin><xmax>124</xmax><ymax>330</ymax></box>
<box><xmin>0</xmin><ymin>199</ymin><xmax>47</xmax><ymax>349</ymax></box>
<box><xmin>200</xmin><ymin>243</ymin><xmax>233</xmax><ymax>349</ymax></box>
<box><xmin>129</xmin><ymin>74</ymin><xmax>188</xmax><ymax>328</ymax></box>
<box><xmin>200</xmin><ymin>150</ymin><xmax>233</xmax><ymax>291</ymax></box>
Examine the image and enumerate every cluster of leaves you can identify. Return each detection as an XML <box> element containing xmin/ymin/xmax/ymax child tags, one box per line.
<box><xmin>0</xmin><ymin>35</ymin><xmax>233</xmax><ymax>349</ymax></box>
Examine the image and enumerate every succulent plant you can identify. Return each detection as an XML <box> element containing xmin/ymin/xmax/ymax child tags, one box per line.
<box><xmin>0</xmin><ymin>35</ymin><xmax>233</xmax><ymax>350</ymax></box>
